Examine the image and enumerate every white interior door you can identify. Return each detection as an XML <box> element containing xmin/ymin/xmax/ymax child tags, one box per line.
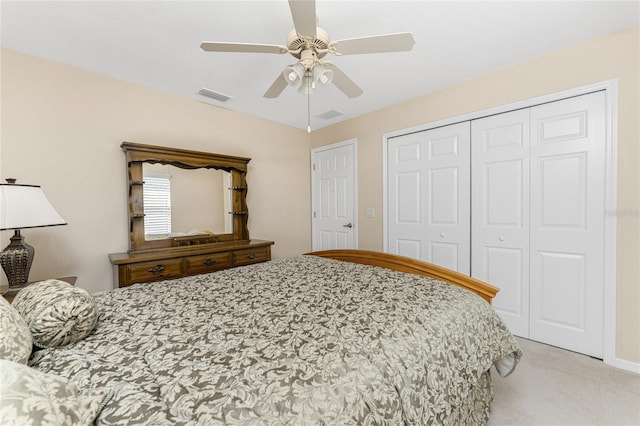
<box><xmin>311</xmin><ymin>141</ymin><xmax>356</xmax><ymax>250</ymax></box>
<box><xmin>387</xmin><ymin>122</ymin><xmax>470</xmax><ymax>273</ymax></box>
<box><xmin>529</xmin><ymin>91</ymin><xmax>606</xmax><ymax>358</ymax></box>
<box><xmin>471</xmin><ymin>109</ymin><xmax>531</xmax><ymax>337</ymax></box>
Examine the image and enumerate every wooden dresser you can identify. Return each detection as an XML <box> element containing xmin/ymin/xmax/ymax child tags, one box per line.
<box><xmin>109</xmin><ymin>240</ymin><xmax>273</xmax><ymax>288</ymax></box>
<box><xmin>109</xmin><ymin>142</ymin><xmax>274</xmax><ymax>289</ymax></box>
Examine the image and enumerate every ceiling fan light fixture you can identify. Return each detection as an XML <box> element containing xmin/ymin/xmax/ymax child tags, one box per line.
<box><xmin>283</xmin><ymin>63</ymin><xmax>305</xmax><ymax>88</ymax></box>
<box><xmin>298</xmin><ymin>74</ymin><xmax>314</xmax><ymax>95</ymax></box>
<box><xmin>313</xmin><ymin>63</ymin><xmax>334</xmax><ymax>88</ymax></box>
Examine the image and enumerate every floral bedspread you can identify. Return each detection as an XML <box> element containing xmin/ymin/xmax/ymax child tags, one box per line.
<box><xmin>30</xmin><ymin>255</ymin><xmax>521</xmax><ymax>425</ymax></box>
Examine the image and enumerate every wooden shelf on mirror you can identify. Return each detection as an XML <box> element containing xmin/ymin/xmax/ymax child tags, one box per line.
<box><xmin>120</xmin><ymin>142</ymin><xmax>253</xmax><ymax>253</ymax></box>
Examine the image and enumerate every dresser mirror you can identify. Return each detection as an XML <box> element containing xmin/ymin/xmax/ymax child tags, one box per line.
<box><xmin>122</xmin><ymin>142</ymin><xmax>251</xmax><ymax>253</ymax></box>
<box><xmin>142</xmin><ymin>164</ymin><xmax>233</xmax><ymax>240</ymax></box>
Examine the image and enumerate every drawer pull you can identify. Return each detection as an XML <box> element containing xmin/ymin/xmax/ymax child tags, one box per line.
<box><xmin>203</xmin><ymin>258</ymin><xmax>216</xmax><ymax>266</ymax></box>
<box><xmin>148</xmin><ymin>265</ymin><xmax>165</xmax><ymax>275</ymax></box>
<box><xmin>247</xmin><ymin>253</ymin><xmax>257</xmax><ymax>260</ymax></box>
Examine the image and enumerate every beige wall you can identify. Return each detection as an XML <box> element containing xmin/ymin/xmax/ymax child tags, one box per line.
<box><xmin>0</xmin><ymin>48</ymin><xmax>312</xmax><ymax>294</ymax></box>
<box><xmin>311</xmin><ymin>26</ymin><xmax>640</xmax><ymax>364</ymax></box>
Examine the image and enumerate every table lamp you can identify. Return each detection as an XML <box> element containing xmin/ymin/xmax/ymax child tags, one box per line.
<box><xmin>0</xmin><ymin>178</ymin><xmax>67</xmax><ymax>294</ymax></box>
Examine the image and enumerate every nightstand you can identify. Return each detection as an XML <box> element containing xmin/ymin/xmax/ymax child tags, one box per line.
<box><xmin>2</xmin><ymin>276</ymin><xmax>77</xmax><ymax>303</ymax></box>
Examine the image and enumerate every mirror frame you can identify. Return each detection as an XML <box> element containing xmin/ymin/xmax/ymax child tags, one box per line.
<box><xmin>122</xmin><ymin>142</ymin><xmax>251</xmax><ymax>253</ymax></box>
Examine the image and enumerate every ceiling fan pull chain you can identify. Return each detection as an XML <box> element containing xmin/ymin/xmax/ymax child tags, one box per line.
<box><xmin>307</xmin><ymin>80</ymin><xmax>311</xmax><ymax>133</ymax></box>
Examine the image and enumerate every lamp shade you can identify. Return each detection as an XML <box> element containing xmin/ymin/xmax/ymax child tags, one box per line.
<box><xmin>0</xmin><ymin>183</ymin><xmax>67</xmax><ymax>230</ymax></box>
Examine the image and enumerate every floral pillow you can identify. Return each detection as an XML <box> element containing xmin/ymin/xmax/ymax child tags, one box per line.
<box><xmin>0</xmin><ymin>359</ymin><xmax>110</xmax><ymax>425</ymax></box>
<box><xmin>12</xmin><ymin>279</ymin><xmax>97</xmax><ymax>348</ymax></box>
<box><xmin>0</xmin><ymin>296</ymin><xmax>32</xmax><ymax>364</ymax></box>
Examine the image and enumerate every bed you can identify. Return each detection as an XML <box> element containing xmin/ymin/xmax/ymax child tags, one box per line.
<box><xmin>1</xmin><ymin>250</ymin><xmax>521</xmax><ymax>425</ymax></box>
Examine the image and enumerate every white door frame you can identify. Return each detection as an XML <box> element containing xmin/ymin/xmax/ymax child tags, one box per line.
<box><xmin>311</xmin><ymin>139</ymin><xmax>358</xmax><ymax>250</ymax></box>
<box><xmin>383</xmin><ymin>79</ymin><xmax>618</xmax><ymax>368</ymax></box>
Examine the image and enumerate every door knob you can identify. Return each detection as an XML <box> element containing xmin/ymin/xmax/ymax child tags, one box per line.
<box><xmin>498</xmin><ymin>236</ymin><xmax>505</xmax><ymax>241</ymax></box>
<box><xmin>343</xmin><ymin>223</ymin><xmax>353</xmax><ymax>228</ymax></box>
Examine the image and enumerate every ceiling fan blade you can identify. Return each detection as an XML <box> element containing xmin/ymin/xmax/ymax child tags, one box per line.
<box><xmin>332</xmin><ymin>32</ymin><xmax>415</xmax><ymax>55</ymax></box>
<box><xmin>324</xmin><ymin>63</ymin><xmax>363</xmax><ymax>98</ymax></box>
<box><xmin>200</xmin><ymin>42</ymin><xmax>288</xmax><ymax>54</ymax></box>
<box><xmin>288</xmin><ymin>0</ymin><xmax>317</xmax><ymax>38</ymax></box>
<box><xmin>263</xmin><ymin>74</ymin><xmax>288</xmax><ymax>99</ymax></box>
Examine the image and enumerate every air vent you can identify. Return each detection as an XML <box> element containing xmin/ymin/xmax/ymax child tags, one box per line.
<box><xmin>316</xmin><ymin>109</ymin><xmax>344</xmax><ymax>120</ymax></box>
<box><xmin>198</xmin><ymin>87</ymin><xmax>232</xmax><ymax>103</ymax></box>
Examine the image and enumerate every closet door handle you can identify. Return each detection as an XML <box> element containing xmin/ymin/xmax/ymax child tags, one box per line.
<box><xmin>343</xmin><ymin>223</ymin><xmax>353</xmax><ymax>228</ymax></box>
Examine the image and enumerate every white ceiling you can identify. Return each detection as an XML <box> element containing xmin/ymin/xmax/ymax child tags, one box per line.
<box><xmin>1</xmin><ymin>1</ymin><xmax>638</xmax><ymax>131</ymax></box>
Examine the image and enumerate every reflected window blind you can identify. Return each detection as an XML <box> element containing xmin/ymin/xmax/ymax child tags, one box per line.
<box><xmin>143</xmin><ymin>174</ymin><xmax>172</xmax><ymax>235</ymax></box>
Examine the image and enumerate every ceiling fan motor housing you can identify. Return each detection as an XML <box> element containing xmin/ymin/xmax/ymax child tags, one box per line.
<box><xmin>287</xmin><ymin>27</ymin><xmax>330</xmax><ymax>59</ymax></box>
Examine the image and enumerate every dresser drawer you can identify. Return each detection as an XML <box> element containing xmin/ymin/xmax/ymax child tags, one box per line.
<box><xmin>110</xmin><ymin>240</ymin><xmax>274</xmax><ymax>287</ymax></box>
<box><xmin>185</xmin><ymin>252</ymin><xmax>232</xmax><ymax>275</ymax></box>
<box><xmin>233</xmin><ymin>246</ymin><xmax>270</xmax><ymax>266</ymax></box>
<box><xmin>124</xmin><ymin>259</ymin><xmax>184</xmax><ymax>285</ymax></box>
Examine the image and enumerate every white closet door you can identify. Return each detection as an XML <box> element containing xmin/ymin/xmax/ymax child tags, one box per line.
<box><xmin>387</xmin><ymin>122</ymin><xmax>470</xmax><ymax>273</ymax></box>
<box><xmin>471</xmin><ymin>110</ymin><xmax>531</xmax><ymax>337</ymax></box>
<box><xmin>529</xmin><ymin>91</ymin><xmax>606</xmax><ymax>357</ymax></box>
<box><xmin>387</xmin><ymin>131</ymin><xmax>425</xmax><ymax>259</ymax></box>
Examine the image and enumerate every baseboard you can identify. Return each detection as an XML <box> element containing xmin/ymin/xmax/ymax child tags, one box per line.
<box><xmin>615</xmin><ymin>358</ymin><xmax>640</xmax><ymax>375</ymax></box>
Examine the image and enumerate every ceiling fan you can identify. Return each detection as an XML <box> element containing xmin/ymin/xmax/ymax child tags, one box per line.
<box><xmin>200</xmin><ymin>0</ymin><xmax>415</xmax><ymax>99</ymax></box>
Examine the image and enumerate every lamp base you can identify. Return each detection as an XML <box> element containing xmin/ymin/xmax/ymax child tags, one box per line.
<box><xmin>0</xmin><ymin>230</ymin><xmax>35</xmax><ymax>289</ymax></box>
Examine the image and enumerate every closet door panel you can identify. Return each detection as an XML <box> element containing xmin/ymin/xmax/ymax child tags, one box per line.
<box><xmin>529</xmin><ymin>91</ymin><xmax>606</xmax><ymax>358</ymax></box>
<box><xmin>424</xmin><ymin>123</ymin><xmax>470</xmax><ymax>273</ymax></box>
<box><xmin>472</xmin><ymin>110</ymin><xmax>530</xmax><ymax>337</ymax></box>
<box><xmin>483</xmin><ymin>246</ymin><xmax>525</xmax><ymax>317</ymax></box>
<box><xmin>388</xmin><ymin>132</ymin><xmax>426</xmax><ymax>260</ymax></box>
<box><xmin>396</xmin><ymin>239</ymin><xmax>422</xmax><ymax>259</ymax></box>
<box><xmin>537</xmin><ymin>252</ymin><xmax>587</xmax><ymax>329</ymax></box>
<box><xmin>387</xmin><ymin>122</ymin><xmax>470</xmax><ymax>274</ymax></box>
<box><xmin>484</xmin><ymin>159</ymin><xmax>525</xmax><ymax>227</ymax></box>
<box><xmin>430</xmin><ymin>242</ymin><xmax>461</xmax><ymax>271</ymax></box>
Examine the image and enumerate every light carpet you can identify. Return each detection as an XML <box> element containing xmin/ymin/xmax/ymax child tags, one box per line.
<box><xmin>489</xmin><ymin>338</ymin><xmax>640</xmax><ymax>425</ymax></box>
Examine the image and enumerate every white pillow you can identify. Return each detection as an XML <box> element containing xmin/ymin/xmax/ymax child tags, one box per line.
<box><xmin>12</xmin><ymin>279</ymin><xmax>97</xmax><ymax>348</ymax></box>
<box><xmin>0</xmin><ymin>359</ymin><xmax>110</xmax><ymax>425</ymax></box>
<box><xmin>0</xmin><ymin>296</ymin><xmax>32</xmax><ymax>364</ymax></box>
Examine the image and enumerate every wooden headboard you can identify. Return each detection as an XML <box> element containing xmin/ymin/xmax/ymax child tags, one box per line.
<box><xmin>305</xmin><ymin>249</ymin><xmax>498</xmax><ymax>304</ymax></box>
